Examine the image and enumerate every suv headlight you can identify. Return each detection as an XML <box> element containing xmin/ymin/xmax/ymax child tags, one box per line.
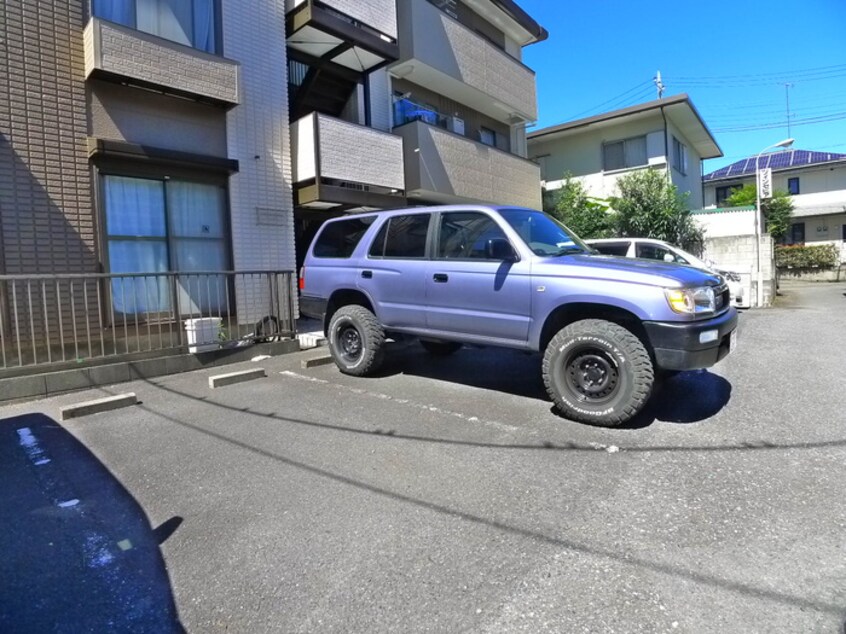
<box><xmin>665</xmin><ymin>286</ymin><xmax>716</xmax><ymax>315</ymax></box>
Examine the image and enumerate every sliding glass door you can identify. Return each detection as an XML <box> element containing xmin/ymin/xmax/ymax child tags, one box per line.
<box><xmin>103</xmin><ymin>175</ymin><xmax>229</xmax><ymax>318</ymax></box>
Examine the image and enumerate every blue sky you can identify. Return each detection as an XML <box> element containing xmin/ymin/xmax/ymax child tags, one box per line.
<box><xmin>519</xmin><ymin>0</ymin><xmax>846</xmax><ymax>174</ymax></box>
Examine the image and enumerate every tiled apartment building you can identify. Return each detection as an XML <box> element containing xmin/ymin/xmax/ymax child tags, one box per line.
<box><xmin>1</xmin><ymin>0</ymin><xmax>546</xmax><ymax>329</ymax></box>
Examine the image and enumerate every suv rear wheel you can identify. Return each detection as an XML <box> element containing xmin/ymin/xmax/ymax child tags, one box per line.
<box><xmin>327</xmin><ymin>305</ymin><xmax>385</xmax><ymax>376</ymax></box>
<box><xmin>543</xmin><ymin>319</ymin><xmax>653</xmax><ymax>427</ymax></box>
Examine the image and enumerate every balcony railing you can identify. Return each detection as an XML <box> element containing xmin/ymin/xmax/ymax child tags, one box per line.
<box><xmin>83</xmin><ymin>17</ymin><xmax>240</xmax><ymax>106</ymax></box>
<box><xmin>0</xmin><ymin>271</ymin><xmax>295</xmax><ymax>373</ymax></box>
<box><xmin>396</xmin><ymin>120</ymin><xmax>542</xmax><ymax>209</ymax></box>
<box><xmin>292</xmin><ymin>113</ymin><xmax>405</xmax><ymax>209</ymax></box>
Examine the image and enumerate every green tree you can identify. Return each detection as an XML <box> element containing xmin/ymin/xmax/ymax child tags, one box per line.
<box><xmin>725</xmin><ymin>185</ymin><xmax>794</xmax><ymax>241</ymax></box>
<box><xmin>609</xmin><ymin>168</ymin><xmax>705</xmax><ymax>254</ymax></box>
<box><xmin>544</xmin><ymin>174</ymin><xmax>614</xmax><ymax>239</ymax></box>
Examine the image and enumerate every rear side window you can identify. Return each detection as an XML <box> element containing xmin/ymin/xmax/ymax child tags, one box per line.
<box><xmin>591</xmin><ymin>242</ymin><xmax>630</xmax><ymax>257</ymax></box>
<box><xmin>636</xmin><ymin>243</ymin><xmax>687</xmax><ymax>264</ymax></box>
<box><xmin>312</xmin><ymin>216</ymin><xmax>375</xmax><ymax>258</ymax></box>
<box><xmin>369</xmin><ymin>214</ymin><xmax>431</xmax><ymax>259</ymax></box>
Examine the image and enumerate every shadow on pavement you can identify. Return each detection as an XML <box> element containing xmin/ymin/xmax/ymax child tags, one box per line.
<box><xmin>376</xmin><ymin>342</ymin><xmax>732</xmax><ymax>427</ymax></box>
<box><xmin>0</xmin><ymin>413</ymin><xmax>183</xmax><ymax>632</ymax></box>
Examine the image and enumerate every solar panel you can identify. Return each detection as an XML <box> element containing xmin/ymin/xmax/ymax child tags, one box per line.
<box><xmin>704</xmin><ymin>149</ymin><xmax>846</xmax><ymax>180</ymax></box>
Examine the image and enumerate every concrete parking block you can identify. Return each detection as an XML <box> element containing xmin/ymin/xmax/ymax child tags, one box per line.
<box><xmin>208</xmin><ymin>368</ymin><xmax>266</xmax><ymax>389</ymax></box>
<box><xmin>60</xmin><ymin>393</ymin><xmax>138</xmax><ymax>420</ymax></box>
<box><xmin>301</xmin><ymin>354</ymin><xmax>334</xmax><ymax>369</ymax></box>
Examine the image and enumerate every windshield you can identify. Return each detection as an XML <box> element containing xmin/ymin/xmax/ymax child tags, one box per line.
<box><xmin>498</xmin><ymin>208</ymin><xmax>592</xmax><ymax>257</ymax></box>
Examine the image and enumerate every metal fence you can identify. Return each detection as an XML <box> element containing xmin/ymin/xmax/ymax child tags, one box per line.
<box><xmin>0</xmin><ymin>270</ymin><xmax>296</xmax><ymax>371</ymax></box>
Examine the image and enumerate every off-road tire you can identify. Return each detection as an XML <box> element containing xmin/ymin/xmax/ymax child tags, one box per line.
<box><xmin>419</xmin><ymin>339</ymin><xmax>463</xmax><ymax>356</ymax></box>
<box><xmin>543</xmin><ymin>319</ymin><xmax>654</xmax><ymax>427</ymax></box>
<box><xmin>327</xmin><ymin>305</ymin><xmax>385</xmax><ymax>377</ymax></box>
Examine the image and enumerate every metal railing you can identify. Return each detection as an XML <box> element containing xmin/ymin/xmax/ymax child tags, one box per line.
<box><xmin>0</xmin><ymin>271</ymin><xmax>295</xmax><ymax>372</ymax></box>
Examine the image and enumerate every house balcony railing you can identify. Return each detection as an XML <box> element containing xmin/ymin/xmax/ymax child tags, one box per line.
<box><xmin>292</xmin><ymin>113</ymin><xmax>406</xmax><ymax>210</ymax></box>
<box><xmin>392</xmin><ymin>0</ymin><xmax>537</xmax><ymax>123</ymax></box>
<box><xmin>0</xmin><ymin>271</ymin><xmax>295</xmax><ymax>375</ymax></box>
<box><xmin>395</xmin><ymin>120</ymin><xmax>541</xmax><ymax>209</ymax></box>
<box><xmin>83</xmin><ymin>17</ymin><xmax>240</xmax><ymax>107</ymax></box>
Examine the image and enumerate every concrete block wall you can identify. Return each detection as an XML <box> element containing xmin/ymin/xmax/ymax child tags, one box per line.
<box><xmin>223</xmin><ymin>0</ymin><xmax>297</xmax><ymax>324</ymax></box>
<box><xmin>326</xmin><ymin>0</ymin><xmax>398</xmax><ymax>38</ymax></box>
<box><xmin>85</xmin><ymin>18</ymin><xmax>240</xmax><ymax>105</ymax></box>
<box><xmin>703</xmin><ymin>235</ymin><xmax>776</xmax><ymax>307</ymax></box>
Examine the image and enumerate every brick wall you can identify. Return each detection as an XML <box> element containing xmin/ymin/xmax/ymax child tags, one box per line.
<box><xmin>0</xmin><ymin>0</ymin><xmax>95</xmax><ymax>276</ymax></box>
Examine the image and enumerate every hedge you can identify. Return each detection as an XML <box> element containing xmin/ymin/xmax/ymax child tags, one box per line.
<box><xmin>775</xmin><ymin>243</ymin><xmax>839</xmax><ymax>269</ymax></box>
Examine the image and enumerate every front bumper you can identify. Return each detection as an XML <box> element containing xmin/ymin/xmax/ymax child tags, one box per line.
<box><xmin>644</xmin><ymin>307</ymin><xmax>738</xmax><ymax>371</ymax></box>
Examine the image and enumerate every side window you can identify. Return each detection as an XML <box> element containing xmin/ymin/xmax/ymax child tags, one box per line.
<box><xmin>636</xmin><ymin>243</ymin><xmax>681</xmax><ymax>263</ymax></box>
<box><xmin>591</xmin><ymin>242</ymin><xmax>630</xmax><ymax>257</ymax></box>
<box><xmin>437</xmin><ymin>212</ymin><xmax>509</xmax><ymax>259</ymax></box>
<box><xmin>788</xmin><ymin>177</ymin><xmax>800</xmax><ymax>195</ymax></box>
<box><xmin>369</xmin><ymin>214</ymin><xmax>430</xmax><ymax>259</ymax></box>
<box><xmin>313</xmin><ymin>216</ymin><xmax>375</xmax><ymax>258</ymax></box>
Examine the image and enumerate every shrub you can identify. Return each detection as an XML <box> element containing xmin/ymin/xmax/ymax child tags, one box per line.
<box><xmin>775</xmin><ymin>244</ymin><xmax>839</xmax><ymax>269</ymax></box>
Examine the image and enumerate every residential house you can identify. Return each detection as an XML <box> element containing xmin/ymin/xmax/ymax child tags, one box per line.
<box><xmin>527</xmin><ymin>94</ymin><xmax>723</xmax><ymax>210</ymax></box>
<box><xmin>702</xmin><ymin>149</ymin><xmax>846</xmax><ymax>260</ymax></box>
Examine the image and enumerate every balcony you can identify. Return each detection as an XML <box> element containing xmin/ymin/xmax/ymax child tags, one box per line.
<box><xmin>286</xmin><ymin>0</ymin><xmax>398</xmax><ymax>73</ymax></box>
<box><xmin>392</xmin><ymin>0</ymin><xmax>537</xmax><ymax>123</ymax></box>
<box><xmin>292</xmin><ymin>113</ymin><xmax>406</xmax><ymax>211</ymax></box>
<box><xmin>395</xmin><ymin>120</ymin><xmax>541</xmax><ymax>209</ymax></box>
<box><xmin>83</xmin><ymin>18</ymin><xmax>240</xmax><ymax>107</ymax></box>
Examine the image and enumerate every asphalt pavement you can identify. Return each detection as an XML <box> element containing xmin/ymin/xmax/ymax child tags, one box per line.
<box><xmin>1</xmin><ymin>281</ymin><xmax>845</xmax><ymax>633</ymax></box>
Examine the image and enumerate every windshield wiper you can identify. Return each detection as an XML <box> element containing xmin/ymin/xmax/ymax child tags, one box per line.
<box><xmin>554</xmin><ymin>246</ymin><xmax>586</xmax><ymax>256</ymax></box>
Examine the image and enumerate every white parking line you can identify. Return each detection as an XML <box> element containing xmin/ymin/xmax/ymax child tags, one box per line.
<box><xmin>280</xmin><ymin>370</ymin><xmax>519</xmax><ymax>432</ymax></box>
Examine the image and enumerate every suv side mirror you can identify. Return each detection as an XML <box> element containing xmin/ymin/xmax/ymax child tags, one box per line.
<box><xmin>486</xmin><ymin>238</ymin><xmax>518</xmax><ymax>262</ymax></box>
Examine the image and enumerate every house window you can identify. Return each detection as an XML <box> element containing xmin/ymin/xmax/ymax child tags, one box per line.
<box><xmin>788</xmin><ymin>177</ymin><xmax>800</xmax><ymax>195</ymax></box>
<box><xmin>603</xmin><ymin>136</ymin><xmax>647</xmax><ymax>171</ymax></box>
<box><xmin>789</xmin><ymin>222</ymin><xmax>805</xmax><ymax>245</ymax></box>
<box><xmin>716</xmin><ymin>184</ymin><xmax>741</xmax><ymax>205</ymax></box>
<box><xmin>479</xmin><ymin>127</ymin><xmax>496</xmax><ymax>147</ymax></box>
<box><xmin>92</xmin><ymin>0</ymin><xmax>218</xmax><ymax>53</ymax></box>
<box><xmin>103</xmin><ymin>175</ymin><xmax>228</xmax><ymax>314</ymax></box>
<box><xmin>672</xmin><ymin>136</ymin><xmax>688</xmax><ymax>175</ymax></box>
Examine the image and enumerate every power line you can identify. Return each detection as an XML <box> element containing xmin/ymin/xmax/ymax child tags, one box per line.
<box><xmin>671</xmin><ymin>62</ymin><xmax>846</xmax><ymax>81</ymax></box>
<box><xmin>712</xmin><ymin>111</ymin><xmax>846</xmax><ymax>133</ymax></box>
<box><xmin>564</xmin><ymin>80</ymin><xmax>652</xmax><ymax>120</ymax></box>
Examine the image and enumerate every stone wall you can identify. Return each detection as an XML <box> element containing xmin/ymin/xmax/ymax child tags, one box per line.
<box><xmin>703</xmin><ymin>235</ymin><xmax>776</xmax><ymax>307</ymax></box>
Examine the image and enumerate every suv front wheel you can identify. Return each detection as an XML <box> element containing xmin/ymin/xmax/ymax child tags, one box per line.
<box><xmin>327</xmin><ymin>305</ymin><xmax>385</xmax><ymax>376</ymax></box>
<box><xmin>543</xmin><ymin>319</ymin><xmax>654</xmax><ymax>427</ymax></box>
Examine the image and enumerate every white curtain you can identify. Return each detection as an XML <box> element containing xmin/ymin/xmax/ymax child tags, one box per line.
<box><xmin>137</xmin><ymin>0</ymin><xmax>192</xmax><ymax>47</ymax></box>
<box><xmin>167</xmin><ymin>181</ymin><xmax>228</xmax><ymax>315</ymax></box>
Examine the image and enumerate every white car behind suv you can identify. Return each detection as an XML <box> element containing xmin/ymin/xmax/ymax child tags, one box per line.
<box><xmin>585</xmin><ymin>238</ymin><xmax>748</xmax><ymax>308</ymax></box>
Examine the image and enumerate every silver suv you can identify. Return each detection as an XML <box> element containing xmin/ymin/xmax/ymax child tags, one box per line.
<box><xmin>300</xmin><ymin>205</ymin><xmax>738</xmax><ymax>427</ymax></box>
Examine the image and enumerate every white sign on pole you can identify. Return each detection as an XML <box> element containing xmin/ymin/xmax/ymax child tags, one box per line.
<box><xmin>758</xmin><ymin>168</ymin><xmax>773</xmax><ymax>199</ymax></box>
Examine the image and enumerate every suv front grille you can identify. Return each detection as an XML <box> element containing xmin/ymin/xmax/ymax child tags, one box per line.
<box><xmin>715</xmin><ymin>284</ymin><xmax>729</xmax><ymax>311</ymax></box>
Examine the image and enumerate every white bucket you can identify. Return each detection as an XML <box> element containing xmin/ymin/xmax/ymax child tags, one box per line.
<box><xmin>184</xmin><ymin>317</ymin><xmax>222</xmax><ymax>353</ymax></box>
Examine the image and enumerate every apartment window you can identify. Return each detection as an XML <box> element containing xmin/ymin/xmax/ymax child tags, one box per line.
<box><xmin>788</xmin><ymin>177</ymin><xmax>800</xmax><ymax>195</ymax></box>
<box><xmin>92</xmin><ymin>0</ymin><xmax>218</xmax><ymax>53</ymax></box>
<box><xmin>103</xmin><ymin>175</ymin><xmax>228</xmax><ymax>313</ymax></box>
<box><xmin>672</xmin><ymin>136</ymin><xmax>689</xmax><ymax>175</ymax></box>
<box><xmin>479</xmin><ymin>127</ymin><xmax>496</xmax><ymax>147</ymax></box>
<box><xmin>603</xmin><ymin>136</ymin><xmax>647</xmax><ymax>171</ymax></box>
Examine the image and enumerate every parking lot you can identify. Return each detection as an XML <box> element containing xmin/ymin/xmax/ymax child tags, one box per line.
<box><xmin>2</xmin><ymin>281</ymin><xmax>845</xmax><ymax>633</ymax></box>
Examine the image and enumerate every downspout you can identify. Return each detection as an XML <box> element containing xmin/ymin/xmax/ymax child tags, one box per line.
<box><xmin>659</xmin><ymin>104</ymin><xmax>670</xmax><ymax>181</ymax></box>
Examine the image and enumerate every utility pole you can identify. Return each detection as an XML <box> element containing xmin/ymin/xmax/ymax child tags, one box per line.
<box><xmin>784</xmin><ymin>83</ymin><xmax>794</xmax><ymax>138</ymax></box>
<box><xmin>654</xmin><ymin>71</ymin><xmax>665</xmax><ymax>99</ymax></box>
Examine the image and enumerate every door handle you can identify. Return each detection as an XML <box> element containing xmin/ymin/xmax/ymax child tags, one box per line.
<box><xmin>361</xmin><ymin>270</ymin><xmax>373</xmax><ymax>279</ymax></box>
<box><xmin>433</xmin><ymin>273</ymin><xmax>448</xmax><ymax>283</ymax></box>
